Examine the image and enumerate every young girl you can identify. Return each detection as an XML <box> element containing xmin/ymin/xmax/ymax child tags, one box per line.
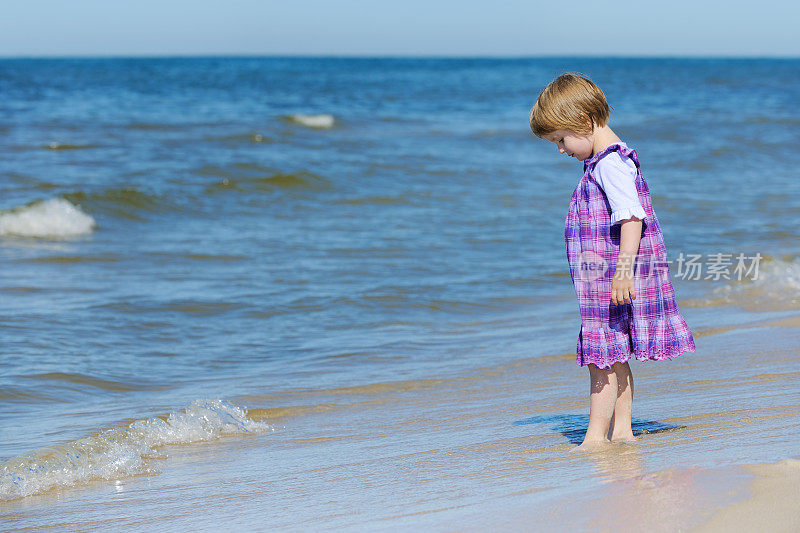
<box><xmin>529</xmin><ymin>73</ymin><xmax>696</xmax><ymax>450</ymax></box>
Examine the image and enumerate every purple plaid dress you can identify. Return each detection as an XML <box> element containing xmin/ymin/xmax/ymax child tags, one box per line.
<box><xmin>564</xmin><ymin>142</ymin><xmax>696</xmax><ymax>369</ymax></box>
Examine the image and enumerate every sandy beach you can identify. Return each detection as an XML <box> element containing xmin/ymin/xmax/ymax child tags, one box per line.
<box><xmin>698</xmin><ymin>458</ymin><xmax>800</xmax><ymax>533</ymax></box>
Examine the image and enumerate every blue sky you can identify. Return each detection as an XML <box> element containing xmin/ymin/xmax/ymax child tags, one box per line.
<box><xmin>1</xmin><ymin>0</ymin><xmax>797</xmax><ymax>57</ymax></box>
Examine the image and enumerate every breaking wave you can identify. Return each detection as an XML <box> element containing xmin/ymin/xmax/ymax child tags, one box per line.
<box><xmin>682</xmin><ymin>255</ymin><xmax>800</xmax><ymax>311</ymax></box>
<box><xmin>286</xmin><ymin>114</ymin><xmax>335</xmax><ymax>129</ymax></box>
<box><xmin>0</xmin><ymin>399</ymin><xmax>275</xmax><ymax>500</ymax></box>
<box><xmin>0</xmin><ymin>198</ymin><xmax>96</xmax><ymax>239</ymax></box>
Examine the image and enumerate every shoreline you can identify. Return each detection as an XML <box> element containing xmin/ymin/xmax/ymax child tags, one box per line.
<box><xmin>2</xmin><ymin>310</ymin><xmax>799</xmax><ymax>530</ymax></box>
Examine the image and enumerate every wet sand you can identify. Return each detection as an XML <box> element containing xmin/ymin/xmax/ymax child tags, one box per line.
<box><xmin>698</xmin><ymin>458</ymin><xmax>800</xmax><ymax>533</ymax></box>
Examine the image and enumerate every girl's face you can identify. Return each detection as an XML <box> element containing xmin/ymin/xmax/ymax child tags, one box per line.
<box><xmin>545</xmin><ymin>129</ymin><xmax>594</xmax><ymax>161</ymax></box>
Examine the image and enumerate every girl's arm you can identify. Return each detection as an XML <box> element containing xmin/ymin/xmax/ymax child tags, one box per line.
<box><xmin>619</xmin><ymin>216</ymin><xmax>643</xmax><ymax>259</ymax></box>
<box><xmin>612</xmin><ymin>216</ymin><xmax>643</xmax><ymax>305</ymax></box>
<box><xmin>593</xmin><ymin>153</ymin><xmax>647</xmax><ymax>304</ymax></box>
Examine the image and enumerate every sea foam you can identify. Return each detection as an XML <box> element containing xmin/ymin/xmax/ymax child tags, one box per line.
<box><xmin>706</xmin><ymin>255</ymin><xmax>800</xmax><ymax>310</ymax></box>
<box><xmin>0</xmin><ymin>399</ymin><xmax>274</xmax><ymax>500</ymax></box>
<box><xmin>0</xmin><ymin>198</ymin><xmax>96</xmax><ymax>238</ymax></box>
<box><xmin>288</xmin><ymin>114</ymin><xmax>335</xmax><ymax>129</ymax></box>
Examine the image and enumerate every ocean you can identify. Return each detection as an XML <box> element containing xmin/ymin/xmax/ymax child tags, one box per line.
<box><xmin>1</xmin><ymin>57</ymin><xmax>799</xmax><ymax>530</ymax></box>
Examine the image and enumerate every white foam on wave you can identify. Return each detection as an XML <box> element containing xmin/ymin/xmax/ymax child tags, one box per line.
<box><xmin>0</xmin><ymin>399</ymin><xmax>274</xmax><ymax>500</ymax></box>
<box><xmin>0</xmin><ymin>198</ymin><xmax>96</xmax><ymax>238</ymax></box>
<box><xmin>707</xmin><ymin>255</ymin><xmax>800</xmax><ymax>309</ymax></box>
<box><xmin>289</xmin><ymin>114</ymin><xmax>335</xmax><ymax>129</ymax></box>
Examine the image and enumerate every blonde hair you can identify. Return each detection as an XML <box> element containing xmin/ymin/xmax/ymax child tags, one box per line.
<box><xmin>529</xmin><ymin>72</ymin><xmax>612</xmax><ymax>138</ymax></box>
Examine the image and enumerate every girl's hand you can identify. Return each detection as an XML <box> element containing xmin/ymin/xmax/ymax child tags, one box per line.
<box><xmin>611</xmin><ymin>274</ymin><xmax>636</xmax><ymax>305</ymax></box>
<box><xmin>611</xmin><ymin>254</ymin><xmax>636</xmax><ymax>305</ymax></box>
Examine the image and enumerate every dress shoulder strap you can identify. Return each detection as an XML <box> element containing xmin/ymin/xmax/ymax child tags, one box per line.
<box><xmin>583</xmin><ymin>143</ymin><xmax>640</xmax><ymax>176</ymax></box>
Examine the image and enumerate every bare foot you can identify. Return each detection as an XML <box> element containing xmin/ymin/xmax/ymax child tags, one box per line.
<box><xmin>610</xmin><ymin>433</ymin><xmax>638</xmax><ymax>443</ymax></box>
<box><xmin>568</xmin><ymin>438</ymin><xmax>612</xmax><ymax>453</ymax></box>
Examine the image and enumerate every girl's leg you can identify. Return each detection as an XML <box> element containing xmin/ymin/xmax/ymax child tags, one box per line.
<box><xmin>607</xmin><ymin>361</ymin><xmax>636</xmax><ymax>441</ymax></box>
<box><xmin>581</xmin><ymin>363</ymin><xmax>618</xmax><ymax>444</ymax></box>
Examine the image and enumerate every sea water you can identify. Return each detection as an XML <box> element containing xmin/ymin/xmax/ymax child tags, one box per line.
<box><xmin>1</xmin><ymin>57</ymin><xmax>799</xmax><ymax>529</ymax></box>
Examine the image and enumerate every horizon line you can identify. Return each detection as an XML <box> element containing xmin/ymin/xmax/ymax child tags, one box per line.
<box><xmin>0</xmin><ymin>52</ymin><xmax>798</xmax><ymax>60</ymax></box>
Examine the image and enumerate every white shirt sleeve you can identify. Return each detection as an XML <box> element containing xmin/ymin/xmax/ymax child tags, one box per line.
<box><xmin>594</xmin><ymin>152</ymin><xmax>647</xmax><ymax>226</ymax></box>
